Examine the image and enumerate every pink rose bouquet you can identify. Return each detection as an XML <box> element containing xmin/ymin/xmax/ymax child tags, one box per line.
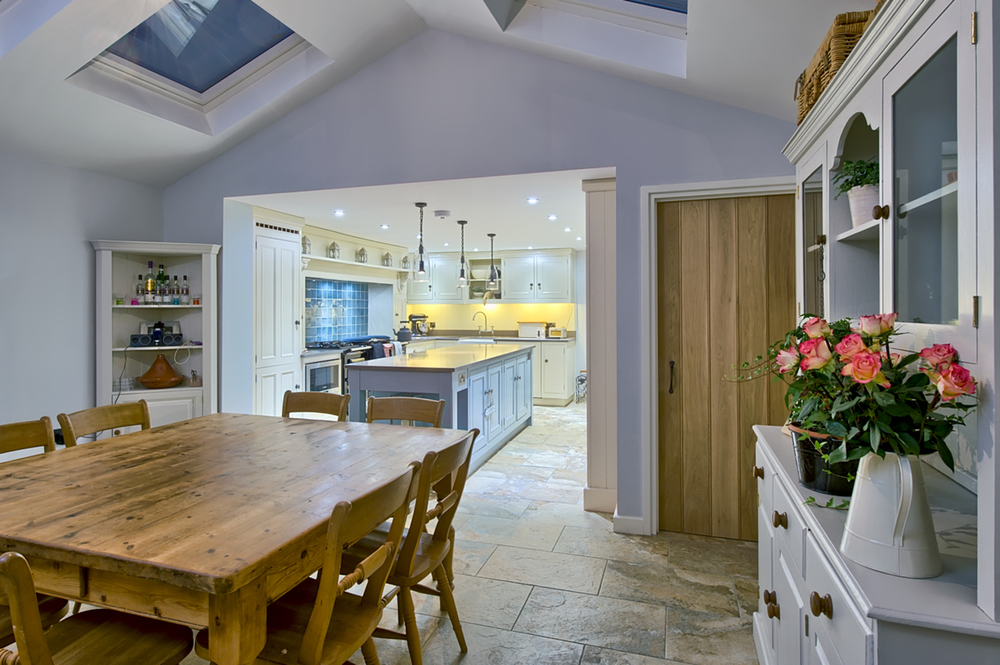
<box><xmin>732</xmin><ymin>314</ymin><xmax>976</xmax><ymax>470</ymax></box>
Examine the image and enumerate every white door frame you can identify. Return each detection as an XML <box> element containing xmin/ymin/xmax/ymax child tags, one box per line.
<box><xmin>637</xmin><ymin>176</ymin><xmax>796</xmax><ymax>535</ymax></box>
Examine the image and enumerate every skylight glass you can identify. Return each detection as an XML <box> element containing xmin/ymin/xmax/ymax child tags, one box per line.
<box><xmin>105</xmin><ymin>0</ymin><xmax>294</xmax><ymax>94</ymax></box>
<box><xmin>623</xmin><ymin>0</ymin><xmax>687</xmax><ymax>14</ymax></box>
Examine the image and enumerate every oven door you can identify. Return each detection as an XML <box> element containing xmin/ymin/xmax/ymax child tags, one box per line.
<box><xmin>304</xmin><ymin>358</ymin><xmax>342</xmax><ymax>394</ymax></box>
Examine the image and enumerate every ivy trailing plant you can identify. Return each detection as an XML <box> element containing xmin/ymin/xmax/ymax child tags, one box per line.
<box><xmin>832</xmin><ymin>159</ymin><xmax>879</xmax><ymax>199</ymax></box>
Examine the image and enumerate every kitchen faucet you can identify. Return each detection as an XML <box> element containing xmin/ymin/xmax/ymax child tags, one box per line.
<box><xmin>473</xmin><ymin>311</ymin><xmax>493</xmax><ymax>336</ymax></box>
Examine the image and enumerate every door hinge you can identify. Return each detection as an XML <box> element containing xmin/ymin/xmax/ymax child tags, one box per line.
<box><xmin>973</xmin><ymin>295</ymin><xmax>980</xmax><ymax>328</ymax></box>
<box><xmin>972</xmin><ymin>12</ymin><xmax>978</xmax><ymax>44</ymax></box>
<box><xmin>796</xmin><ymin>184</ymin><xmax>800</xmax><ymax>199</ymax></box>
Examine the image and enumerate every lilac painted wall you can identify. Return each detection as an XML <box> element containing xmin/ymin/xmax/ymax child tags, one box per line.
<box><xmin>0</xmin><ymin>150</ymin><xmax>162</xmax><ymax>425</ymax></box>
<box><xmin>162</xmin><ymin>28</ymin><xmax>795</xmax><ymax>524</ymax></box>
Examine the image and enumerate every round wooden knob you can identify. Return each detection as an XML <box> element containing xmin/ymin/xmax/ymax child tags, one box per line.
<box><xmin>767</xmin><ymin>602</ymin><xmax>781</xmax><ymax>620</ymax></box>
<box><xmin>753</xmin><ymin>466</ymin><xmax>764</xmax><ymax>480</ymax></box>
<box><xmin>772</xmin><ymin>511</ymin><xmax>788</xmax><ymax>529</ymax></box>
<box><xmin>872</xmin><ymin>205</ymin><xmax>882</xmax><ymax>219</ymax></box>
<box><xmin>810</xmin><ymin>592</ymin><xmax>833</xmax><ymax>619</ymax></box>
<box><xmin>762</xmin><ymin>589</ymin><xmax>776</xmax><ymax>605</ymax></box>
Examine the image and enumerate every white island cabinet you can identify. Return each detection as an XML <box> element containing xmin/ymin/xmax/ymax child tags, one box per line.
<box><xmin>780</xmin><ymin>0</ymin><xmax>1000</xmax><ymax>632</ymax></box>
<box><xmin>346</xmin><ymin>344</ymin><xmax>532</xmax><ymax>470</ymax></box>
<box><xmin>93</xmin><ymin>241</ymin><xmax>219</xmax><ymax>432</ymax></box>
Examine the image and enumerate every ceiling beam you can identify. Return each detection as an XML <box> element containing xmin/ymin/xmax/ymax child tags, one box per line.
<box><xmin>481</xmin><ymin>0</ymin><xmax>526</xmax><ymax>30</ymax></box>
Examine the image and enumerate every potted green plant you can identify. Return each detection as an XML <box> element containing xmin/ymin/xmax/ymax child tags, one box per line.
<box><xmin>737</xmin><ymin>313</ymin><xmax>977</xmax><ymax>577</ymax></box>
<box><xmin>833</xmin><ymin>159</ymin><xmax>880</xmax><ymax>228</ymax></box>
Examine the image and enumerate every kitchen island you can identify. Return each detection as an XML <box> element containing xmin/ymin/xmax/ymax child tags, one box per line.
<box><xmin>347</xmin><ymin>343</ymin><xmax>533</xmax><ymax>469</ymax></box>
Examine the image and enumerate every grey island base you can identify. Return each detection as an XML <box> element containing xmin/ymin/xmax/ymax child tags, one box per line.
<box><xmin>346</xmin><ymin>343</ymin><xmax>533</xmax><ymax>470</ymax></box>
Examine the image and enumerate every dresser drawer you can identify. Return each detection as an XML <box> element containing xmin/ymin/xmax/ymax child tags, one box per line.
<box><xmin>805</xmin><ymin>533</ymin><xmax>873</xmax><ymax>665</ymax></box>
<box><xmin>771</xmin><ymin>476</ymin><xmax>806</xmax><ymax>576</ymax></box>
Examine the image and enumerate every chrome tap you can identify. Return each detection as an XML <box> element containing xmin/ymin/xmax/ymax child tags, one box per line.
<box><xmin>473</xmin><ymin>311</ymin><xmax>492</xmax><ymax>336</ymax></box>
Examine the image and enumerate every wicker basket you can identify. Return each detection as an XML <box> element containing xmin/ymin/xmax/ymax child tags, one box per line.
<box><xmin>795</xmin><ymin>1</ymin><xmax>888</xmax><ymax>125</ymax></box>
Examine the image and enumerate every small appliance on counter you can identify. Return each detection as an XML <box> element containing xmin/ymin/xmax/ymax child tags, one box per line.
<box><xmin>518</xmin><ymin>321</ymin><xmax>551</xmax><ymax>339</ymax></box>
<box><xmin>408</xmin><ymin>313</ymin><xmax>430</xmax><ymax>335</ymax></box>
<box><xmin>547</xmin><ymin>327</ymin><xmax>568</xmax><ymax>338</ymax></box>
<box><xmin>396</xmin><ymin>321</ymin><xmax>413</xmax><ymax>342</ymax></box>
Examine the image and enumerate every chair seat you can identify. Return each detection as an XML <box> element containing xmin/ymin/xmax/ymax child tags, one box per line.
<box><xmin>345</xmin><ymin>525</ymin><xmax>451</xmax><ymax>586</ymax></box>
<box><xmin>43</xmin><ymin>609</ymin><xmax>192</xmax><ymax>665</ymax></box>
<box><xmin>195</xmin><ymin>579</ymin><xmax>383</xmax><ymax>665</ymax></box>
<box><xmin>0</xmin><ymin>595</ymin><xmax>68</xmax><ymax>647</ymax></box>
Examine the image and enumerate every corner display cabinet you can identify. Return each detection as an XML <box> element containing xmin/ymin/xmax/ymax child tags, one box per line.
<box><xmin>770</xmin><ymin>0</ymin><xmax>1000</xmax><ymax>663</ymax></box>
<box><xmin>92</xmin><ymin>241</ymin><xmax>219</xmax><ymax>431</ymax></box>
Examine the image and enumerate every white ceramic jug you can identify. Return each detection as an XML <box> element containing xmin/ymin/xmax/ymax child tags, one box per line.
<box><xmin>840</xmin><ymin>452</ymin><xmax>942</xmax><ymax>578</ymax></box>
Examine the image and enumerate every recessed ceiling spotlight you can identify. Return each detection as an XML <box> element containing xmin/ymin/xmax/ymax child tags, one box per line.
<box><xmin>333</xmin><ymin>210</ymin><xmax>345</xmax><ymax>217</ymax></box>
<box><xmin>527</xmin><ymin>246</ymin><xmax>533</xmax><ymax>250</ymax></box>
<box><xmin>576</xmin><ymin>237</ymin><xmax>583</xmax><ymax>241</ymax></box>
<box><xmin>380</xmin><ymin>224</ymin><xmax>389</xmax><ymax>230</ymax></box>
<box><xmin>416</xmin><ymin>234</ymin><xmax>422</xmax><ymax>239</ymax></box>
<box><xmin>548</xmin><ymin>215</ymin><xmax>557</xmax><ymax>221</ymax></box>
<box><xmin>564</xmin><ymin>227</ymin><xmax>571</xmax><ymax>232</ymax></box>
<box><xmin>527</xmin><ymin>197</ymin><xmax>539</xmax><ymax>205</ymax></box>
<box><xmin>473</xmin><ymin>248</ymin><xmax>479</xmax><ymax>252</ymax></box>
<box><xmin>443</xmin><ymin>242</ymin><xmax>450</xmax><ymax>247</ymax></box>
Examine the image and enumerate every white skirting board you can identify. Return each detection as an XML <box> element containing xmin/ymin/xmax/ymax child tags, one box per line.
<box><xmin>613</xmin><ymin>511</ymin><xmax>652</xmax><ymax>535</ymax></box>
<box><xmin>583</xmin><ymin>487</ymin><xmax>617</xmax><ymax>514</ymax></box>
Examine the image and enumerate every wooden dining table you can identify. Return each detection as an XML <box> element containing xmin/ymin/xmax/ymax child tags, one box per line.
<box><xmin>0</xmin><ymin>413</ymin><xmax>470</xmax><ymax>665</ymax></box>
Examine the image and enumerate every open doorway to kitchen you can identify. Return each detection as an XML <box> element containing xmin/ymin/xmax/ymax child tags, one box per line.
<box><xmin>221</xmin><ymin>167</ymin><xmax>616</xmax><ymax>515</ymax></box>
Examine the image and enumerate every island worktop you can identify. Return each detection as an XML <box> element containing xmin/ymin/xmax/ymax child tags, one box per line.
<box><xmin>354</xmin><ymin>343</ymin><xmax>532</xmax><ymax>372</ymax></box>
<box><xmin>346</xmin><ymin>344</ymin><xmax>533</xmax><ymax>470</ymax></box>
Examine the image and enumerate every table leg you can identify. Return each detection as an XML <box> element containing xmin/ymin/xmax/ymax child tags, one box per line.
<box><xmin>208</xmin><ymin>574</ymin><xmax>267</xmax><ymax>665</ymax></box>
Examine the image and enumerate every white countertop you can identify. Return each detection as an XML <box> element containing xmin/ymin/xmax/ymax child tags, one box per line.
<box><xmin>348</xmin><ymin>343</ymin><xmax>531</xmax><ymax>372</ymax></box>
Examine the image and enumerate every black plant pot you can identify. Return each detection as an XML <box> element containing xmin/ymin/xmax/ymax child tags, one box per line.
<box><xmin>788</xmin><ymin>425</ymin><xmax>859</xmax><ymax>497</ymax></box>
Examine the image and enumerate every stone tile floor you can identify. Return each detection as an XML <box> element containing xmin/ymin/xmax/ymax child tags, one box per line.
<box><xmin>182</xmin><ymin>402</ymin><xmax>759</xmax><ymax>664</ymax></box>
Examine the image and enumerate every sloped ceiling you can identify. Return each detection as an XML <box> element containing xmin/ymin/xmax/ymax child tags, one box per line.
<box><xmin>0</xmin><ymin>0</ymin><xmax>875</xmax><ymax>188</ymax></box>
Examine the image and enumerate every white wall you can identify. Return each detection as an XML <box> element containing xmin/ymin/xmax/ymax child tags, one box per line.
<box><xmin>0</xmin><ymin>150</ymin><xmax>162</xmax><ymax>425</ymax></box>
<box><xmin>162</xmin><ymin>28</ymin><xmax>796</xmax><ymax>524</ymax></box>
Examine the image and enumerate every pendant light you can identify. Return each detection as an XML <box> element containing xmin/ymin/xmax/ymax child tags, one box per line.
<box><xmin>457</xmin><ymin>220</ymin><xmax>468</xmax><ymax>287</ymax></box>
<box><xmin>487</xmin><ymin>233</ymin><xmax>498</xmax><ymax>290</ymax></box>
<box><xmin>413</xmin><ymin>202</ymin><xmax>428</xmax><ymax>282</ymax></box>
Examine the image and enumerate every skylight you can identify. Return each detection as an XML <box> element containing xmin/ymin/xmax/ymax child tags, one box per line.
<box><xmin>623</xmin><ymin>0</ymin><xmax>687</xmax><ymax>13</ymax></box>
<box><xmin>104</xmin><ymin>0</ymin><xmax>294</xmax><ymax>94</ymax></box>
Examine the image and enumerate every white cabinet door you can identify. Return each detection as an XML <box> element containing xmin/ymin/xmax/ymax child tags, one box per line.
<box><xmin>530</xmin><ymin>343</ymin><xmax>543</xmax><ymax>398</ymax></box>
<box><xmin>486</xmin><ymin>363</ymin><xmax>503</xmax><ymax>441</ymax></box>
<box><xmin>408</xmin><ymin>273</ymin><xmax>433</xmax><ymax>301</ymax></box>
<box><xmin>503</xmin><ymin>256</ymin><xmax>536</xmax><ymax>300</ymax></box>
<box><xmin>536</xmin><ymin>254</ymin><xmax>571</xmax><ymax>301</ymax></box>
<box><xmin>255</xmin><ymin>366</ymin><xmax>298</xmax><ymax>417</ymax></box>
<box><xmin>772</xmin><ymin>549</ymin><xmax>805</xmax><ymax>665</ymax></box>
<box><xmin>541</xmin><ymin>343</ymin><xmax>568</xmax><ymax>398</ymax></box>
<box><xmin>431</xmin><ymin>257</ymin><xmax>463</xmax><ymax>301</ymax></box>
<box><xmin>500</xmin><ymin>359</ymin><xmax>516</xmax><ymax>429</ymax></box>
<box><xmin>255</xmin><ymin>235</ymin><xmax>300</xmax><ymax>368</ymax></box>
<box><xmin>468</xmin><ymin>369</ymin><xmax>488</xmax><ymax>451</ymax></box>
<box><xmin>117</xmin><ymin>390</ymin><xmax>203</xmax><ymax>433</ymax></box>
<box><xmin>515</xmin><ymin>354</ymin><xmax>530</xmax><ymax>421</ymax></box>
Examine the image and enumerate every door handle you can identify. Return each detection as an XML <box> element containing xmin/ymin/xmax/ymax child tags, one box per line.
<box><xmin>668</xmin><ymin>360</ymin><xmax>675</xmax><ymax>394</ymax></box>
<box><xmin>753</xmin><ymin>466</ymin><xmax>764</xmax><ymax>480</ymax></box>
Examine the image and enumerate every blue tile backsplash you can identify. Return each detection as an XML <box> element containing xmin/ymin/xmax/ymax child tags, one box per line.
<box><xmin>305</xmin><ymin>278</ymin><xmax>369</xmax><ymax>343</ymax></box>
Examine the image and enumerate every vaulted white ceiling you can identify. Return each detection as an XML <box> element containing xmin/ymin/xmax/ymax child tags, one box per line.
<box><xmin>0</xmin><ymin>0</ymin><xmax>876</xmax><ymax>188</ymax></box>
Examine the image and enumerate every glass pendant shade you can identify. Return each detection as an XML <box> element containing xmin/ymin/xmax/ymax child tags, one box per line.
<box><xmin>487</xmin><ymin>233</ymin><xmax>498</xmax><ymax>290</ymax></box>
<box><xmin>457</xmin><ymin>220</ymin><xmax>468</xmax><ymax>287</ymax></box>
<box><xmin>413</xmin><ymin>202</ymin><xmax>428</xmax><ymax>283</ymax></box>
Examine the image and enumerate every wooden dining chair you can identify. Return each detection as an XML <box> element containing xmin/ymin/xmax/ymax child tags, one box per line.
<box><xmin>281</xmin><ymin>391</ymin><xmax>351</xmax><ymax>421</ymax></box>
<box><xmin>342</xmin><ymin>429</ymin><xmax>478</xmax><ymax>665</ymax></box>
<box><xmin>0</xmin><ymin>552</ymin><xmax>193</xmax><ymax>665</ymax></box>
<box><xmin>194</xmin><ymin>461</ymin><xmax>418</xmax><ymax>665</ymax></box>
<box><xmin>366</xmin><ymin>396</ymin><xmax>445</xmax><ymax>428</ymax></box>
<box><xmin>0</xmin><ymin>417</ymin><xmax>69</xmax><ymax>647</ymax></box>
<box><xmin>57</xmin><ymin>401</ymin><xmax>150</xmax><ymax>446</ymax></box>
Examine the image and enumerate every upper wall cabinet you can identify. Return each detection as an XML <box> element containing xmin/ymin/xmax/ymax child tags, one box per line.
<box><xmin>785</xmin><ymin>0</ymin><xmax>977</xmax><ymax>363</ymax></box>
<box><xmin>408</xmin><ymin>249</ymin><xmax>575</xmax><ymax>304</ymax></box>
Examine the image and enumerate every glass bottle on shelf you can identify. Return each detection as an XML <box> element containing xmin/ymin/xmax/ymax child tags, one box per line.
<box><xmin>144</xmin><ymin>261</ymin><xmax>156</xmax><ymax>305</ymax></box>
<box><xmin>180</xmin><ymin>275</ymin><xmax>190</xmax><ymax>305</ymax></box>
<box><xmin>155</xmin><ymin>265</ymin><xmax>166</xmax><ymax>304</ymax></box>
<box><xmin>133</xmin><ymin>274</ymin><xmax>143</xmax><ymax>306</ymax></box>
<box><xmin>172</xmin><ymin>276</ymin><xmax>180</xmax><ymax>305</ymax></box>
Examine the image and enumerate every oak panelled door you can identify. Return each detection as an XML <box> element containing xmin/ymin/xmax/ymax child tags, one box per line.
<box><xmin>657</xmin><ymin>195</ymin><xmax>795</xmax><ymax>540</ymax></box>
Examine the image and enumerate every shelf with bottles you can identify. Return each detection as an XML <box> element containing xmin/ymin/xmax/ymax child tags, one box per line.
<box><xmin>110</xmin><ymin>253</ymin><xmax>203</xmax><ymax>308</ymax></box>
<box><xmin>112</xmin><ymin>304</ymin><xmax>203</xmax><ymax>309</ymax></box>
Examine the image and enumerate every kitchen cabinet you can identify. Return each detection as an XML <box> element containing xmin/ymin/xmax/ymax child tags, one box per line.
<box><xmin>92</xmin><ymin>240</ymin><xmax>219</xmax><ymax>432</ymax></box>
<box><xmin>486</xmin><ymin>363</ymin><xmax>503</xmax><ymax>442</ymax></box>
<box><xmin>526</xmin><ymin>340</ymin><xmax>576</xmax><ymax>406</ymax></box>
<box><xmin>407</xmin><ymin>255</ymin><xmax>463</xmax><ymax>302</ymax></box>
<box><xmin>502</xmin><ymin>251</ymin><xmax>573</xmax><ymax>302</ymax></box>
<box><xmin>500</xmin><ymin>359</ymin><xmax>516</xmax><ymax>429</ymax></box>
<box><xmin>467</xmin><ymin>369</ymin><xmax>488</xmax><ymax>453</ymax></box>
<box><xmin>514</xmin><ymin>353</ymin><xmax>530</xmax><ymax>422</ymax></box>
<box><xmin>254</xmin><ymin>365</ymin><xmax>298</xmax><ymax>417</ymax></box>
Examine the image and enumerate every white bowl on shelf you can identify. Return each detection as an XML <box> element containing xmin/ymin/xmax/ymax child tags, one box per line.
<box><xmin>470</xmin><ymin>267</ymin><xmax>490</xmax><ymax>280</ymax></box>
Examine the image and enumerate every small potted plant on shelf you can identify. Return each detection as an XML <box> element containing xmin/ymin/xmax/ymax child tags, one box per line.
<box><xmin>735</xmin><ymin>313</ymin><xmax>977</xmax><ymax>578</ymax></box>
<box><xmin>833</xmin><ymin>158</ymin><xmax>880</xmax><ymax>228</ymax></box>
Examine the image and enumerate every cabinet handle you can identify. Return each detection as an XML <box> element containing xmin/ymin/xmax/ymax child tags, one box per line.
<box><xmin>762</xmin><ymin>589</ymin><xmax>776</xmax><ymax>605</ymax></box>
<box><xmin>668</xmin><ymin>360</ymin><xmax>675</xmax><ymax>394</ymax></box>
<box><xmin>537</xmin><ymin>283</ymin><xmax>541</xmax><ymax>289</ymax></box>
<box><xmin>767</xmin><ymin>602</ymin><xmax>781</xmax><ymax>620</ymax></box>
<box><xmin>772</xmin><ymin>511</ymin><xmax>788</xmax><ymax>529</ymax></box>
<box><xmin>530</xmin><ymin>283</ymin><xmax>533</xmax><ymax>290</ymax></box>
<box><xmin>753</xmin><ymin>466</ymin><xmax>764</xmax><ymax>480</ymax></box>
<box><xmin>810</xmin><ymin>592</ymin><xmax>833</xmax><ymax>619</ymax></box>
